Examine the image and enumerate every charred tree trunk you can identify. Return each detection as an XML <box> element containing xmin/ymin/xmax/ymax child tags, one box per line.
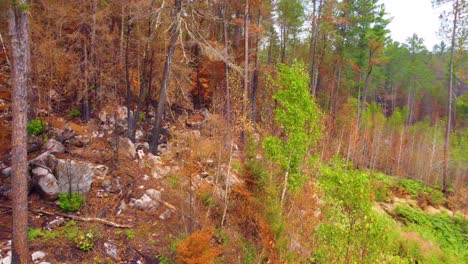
<box><xmin>251</xmin><ymin>10</ymin><xmax>261</xmax><ymax>125</ymax></box>
<box><xmin>131</xmin><ymin>0</ymin><xmax>155</xmax><ymax>142</ymax></box>
<box><xmin>9</xmin><ymin>0</ymin><xmax>30</xmax><ymax>262</ymax></box>
<box><xmin>149</xmin><ymin>0</ymin><xmax>182</xmax><ymax>154</ymax></box>
<box><xmin>125</xmin><ymin>17</ymin><xmax>132</xmax><ymax>138</ymax></box>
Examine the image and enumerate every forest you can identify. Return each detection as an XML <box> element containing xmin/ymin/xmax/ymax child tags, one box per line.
<box><xmin>0</xmin><ymin>0</ymin><xmax>467</xmax><ymax>263</ymax></box>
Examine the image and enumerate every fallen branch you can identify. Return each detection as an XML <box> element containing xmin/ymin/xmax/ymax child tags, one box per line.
<box><xmin>0</xmin><ymin>204</ymin><xmax>132</xmax><ymax>228</ymax></box>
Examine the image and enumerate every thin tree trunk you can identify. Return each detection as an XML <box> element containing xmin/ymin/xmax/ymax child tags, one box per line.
<box><xmin>125</xmin><ymin>17</ymin><xmax>132</xmax><ymax>138</ymax></box>
<box><xmin>149</xmin><ymin>0</ymin><xmax>182</xmax><ymax>154</ymax></box>
<box><xmin>243</xmin><ymin>0</ymin><xmax>249</xmax><ymax>116</ymax></box>
<box><xmin>222</xmin><ymin>0</ymin><xmax>231</xmax><ymax>124</ymax></box>
<box><xmin>251</xmin><ymin>10</ymin><xmax>261</xmax><ymax>125</ymax></box>
<box><xmin>442</xmin><ymin>0</ymin><xmax>459</xmax><ymax>194</ymax></box>
<box><xmin>131</xmin><ymin>0</ymin><xmax>155</xmax><ymax>142</ymax></box>
<box><xmin>9</xmin><ymin>0</ymin><xmax>30</xmax><ymax>262</ymax></box>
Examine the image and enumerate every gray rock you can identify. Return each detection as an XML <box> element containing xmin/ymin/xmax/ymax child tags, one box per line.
<box><xmin>101</xmin><ymin>180</ymin><xmax>112</xmax><ymax>190</ymax></box>
<box><xmin>159</xmin><ymin>209</ymin><xmax>172</xmax><ymax>220</ymax></box>
<box><xmin>33</xmin><ymin>172</ymin><xmax>60</xmax><ymax>200</ymax></box>
<box><xmin>55</xmin><ymin>159</ymin><xmax>94</xmax><ymax>194</ymax></box>
<box><xmin>1</xmin><ymin>255</ymin><xmax>11</xmax><ymax>264</ymax></box>
<box><xmin>93</xmin><ymin>165</ymin><xmax>109</xmax><ymax>180</ymax></box>
<box><xmin>43</xmin><ymin>139</ymin><xmax>64</xmax><ymax>153</ymax></box>
<box><xmin>44</xmin><ymin>217</ymin><xmax>65</xmax><ymax>230</ymax></box>
<box><xmin>104</xmin><ymin>241</ymin><xmax>118</xmax><ymax>260</ymax></box>
<box><xmin>118</xmin><ymin>137</ymin><xmax>136</xmax><ymax>159</ymax></box>
<box><xmin>31</xmin><ymin>251</ymin><xmax>46</xmax><ymax>262</ymax></box>
<box><xmin>129</xmin><ymin>189</ymin><xmax>161</xmax><ymax>211</ymax></box>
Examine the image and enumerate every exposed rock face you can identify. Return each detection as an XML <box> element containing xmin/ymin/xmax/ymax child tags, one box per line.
<box><xmin>42</xmin><ymin>139</ymin><xmax>65</xmax><ymax>153</ymax></box>
<box><xmin>55</xmin><ymin>159</ymin><xmax>94</xmax><ymax>194</ymax></box>
<box><xmin>31</xmin><ymin>167</ymin><xmax>60</xmax><ymax>200</ymax></box>
<box><xmin>93</xmin><ymin>165</ymin><xmax>109</xmax><ymax>180</ymax></box>
<box><xmin>118</xmin><ymin>137</ymin><xmax>136</xmax><ymax>159</ymax></box>
<box><xmin>129</xmin><ymin>189</ymin><xmax>161</xmax><ymax>210</ymax></box>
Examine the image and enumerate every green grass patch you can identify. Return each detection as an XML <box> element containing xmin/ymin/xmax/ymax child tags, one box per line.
<box><xmin>394</xmin><ymin>205</ymin><xmax>468</xmax><ymax>263</ymax></box>
<box><xmin>58</xmin><ymin>192</ymin><xmax>84</xmax><ymax>212</ymax></box>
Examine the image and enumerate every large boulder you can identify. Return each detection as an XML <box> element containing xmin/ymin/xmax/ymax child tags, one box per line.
<box><xmin>42</xmin><ymin>139</ymin><xmax>65</xmax><ymax>154</ymax></box>
<box><xmin>31</xmin><ymin>167</ymin><xmax>60</xmax><ymax>200</ymax></box>
<box><xmin>55</xmin><ymin>159</ymin><xmax>94</xmax><ymax>194</ymax></box>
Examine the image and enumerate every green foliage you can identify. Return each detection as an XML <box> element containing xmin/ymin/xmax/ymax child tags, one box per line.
<box><xmin>168</xmin><ymin>174</ymin><xmax>180</xmax><ymax>189</ymax></box>
<box><xmin>313</xmin><ymin>159</ymin><xmax>403</xmax><ymax>263</ymax></box>
<box><xmin>28</xmin><ymin>228</ymin><xmax>43</xmax><ymax>241</ymax></box>
<box><xmin>264</xmin><ymin>62</ymin><xmax>322</xmax><ymax>191</ymax></box>
<box><xmin>74</xmin><ymin>231</ymin><xmax>95</xmax><ymax>252</ymax></box>
<box><xmin>138</xmin><ymin>112</ymin><xmax>146</xmax><ymax>121</ymax></box>
<box><xmin>200</xmin><ymin>192</ymin><xmax>215</xmax><ymax>207</ymax></box>
<box><xmin>64</xmin><ymin>220</ymin><xmax>79</xmax><ymax>240</ymax></box>
<box><xmin>394</xmin><ymin>205</ymin><xmax>468</xmax><ymax>262</ymax></box>
<box><xmin>27</xmin><ymin>118</ymin><xmax>46</xmax><ymax>136</ymax></box>
<box><xmin>125</xmin><ymin>229</ymin><xmax>136</xmax><ymax>240</ymax></box>
<box><xmin>155</xmin><ymin>255</ymin><xmax>171</xmax><ymax>264</ymax></box>
<box><xmin>68</xmin><ymin>109</ymin><xmax>81</xmax><ymax>118</ymax></box>
<box><xmin>242</xmin><ymin>240</ymin><xmax>258</xmax><ymax>264</ymax></box>
<box><xmin>58</xmin><ymin>192</ymin><xmax>84</xmax><ymax>212</ymax></box>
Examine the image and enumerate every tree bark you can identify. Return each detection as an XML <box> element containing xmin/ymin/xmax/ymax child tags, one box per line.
<box><xmin>131</xmin><ymin>0</ymin><xmax>155</xmax><ymax>142</ymax></box>
<box><xmin>125</xmin><ymin>17</ymin><xmax>132</xmax><ymax>138</ymax></box>
<box><xmin>149</xmin><ymin>0</ymin><xmax>182</xmax><ymax>154</ymax></box>
<box><xmin>251</xmin><ymin>10</ymin><xmax>261</xmax><ymax>125</ymax></box>
<box><xmin>9</xmin><ymin>0</ymin><xmax>30</xmax><ymax>262</ymax></box>
<box><xmin>222</xmin><ymin>0</ymin><xmax>231</xmax><ymax>125</ymax></box>
<box><xmin>442</xmin><ymin>0</ymin><xmax>459</xmax><ymax>194</ymax></box>
<box><xmin>243</xmin><ymin>0</ymin><xmax>250</xmax><ymax>117</ymax></box>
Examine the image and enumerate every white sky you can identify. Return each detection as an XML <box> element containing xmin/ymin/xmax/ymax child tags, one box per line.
<box><xmin>380</xmin><ymin>0</ymin><xmax>447</xmax><ymax>49</ymax></box>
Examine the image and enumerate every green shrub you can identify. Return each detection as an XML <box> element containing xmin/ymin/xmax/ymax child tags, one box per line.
<box><xmin>138</xmin><ymin>113</ymin><xmax>146</xmax><ymax>121</ymax></box>
<box><xmin>27</xmin><ymin>118</ymin><xmax>45</xmax><ymax>136</ymax></box>
<box><xmin>28</xmin><ymin>228</ymin><xmax>43</xmax><ymax>241</ymax></box>
<box><xmin>125</xmin><ymin>229</ymin><xmax>136</xmax><ymax>240</ymax></box>
<box><xmin>58</xmin><ymin>192</ymin><xmax>84</xmax><ymax>212</ymax></box>
<box><xmin>74</xmin><ymin>231</ymin><xmax>95</xmax><ymax>251</ymax></box>
<box><xmin>396</xmin><ymin>178</ymin><xmax>431</xmax><ymax>198</ymax></box>
<box><xmin>394</xmin><ymin>205</ymin><xmax>468</xmax><ymax>262</ymax></box>
<box><xmin>68</xmin><ymin>109</ymin><xmax>81</xmax><ymax>118</ymax></box>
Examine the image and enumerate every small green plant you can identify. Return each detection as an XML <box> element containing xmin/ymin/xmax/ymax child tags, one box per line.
<box><xmin>168</xmin><ymin>174</ymin><xmax>180</xmax><ymax>189</ymax></box>
<box><xmin>27</xmin><ymin>118</ymin><xmax>45</xmax><ymax>136</ymax></box>
<box><xmin>138</xmin><ymin>113</ymin><xmax>146</xmax><ymax>121</ymax></box>
<box><xmin>200</xmin><ymin>192</ymin><xmax>215</xmax><ymax>207</ymax></box>
<box><xmin>28</xmin><ymin>228</ymin><xmax>43</xmax><ymax>241</ymax></box>
<box><xmin>58</xmin><ymin>192</ymin><xmax>84</xmax><ymax>212</ymax></box>
<box><xmin>125</xmin><ymin>229</ymin><xmax>136</xmax><ymax>240</ymax></box>
<box><xmin>64</xmin><ymin>220</ymin><xmax>79</xmax><ymax>240</ymax></box>
<box><xmin>74</xmin><ymin>231</ymin><xmax>95</xmax><ymax>252</ymax></box>
<box><xmin>155</xmin><ymin>255</ymin><xmax>170</xmax><ymax>264</ymax></box>
<box><xmin>68</xmin><ymin>109</ymin><xmax>81</xmax><ymax>118</ymax></box>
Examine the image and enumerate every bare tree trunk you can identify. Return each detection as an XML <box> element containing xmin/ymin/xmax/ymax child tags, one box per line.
<box><xmin>251</xmin><ymin>10</ymin><xmax>261</xmax><ymax>125</ymax></box>
<box><xmin>442</xmin><ymin>0</ymin><xmax>459</xmax><ymax>194</ymax></box>
<box><xmin>149</xmin><ymin>0</ymin><xmax>182</xmax><ymax>154</ymax></box>
<box><xmin>125</xmin><ymin>18</ymin><xmax>132</xmax><ymax>138</ymax></box>
<box><xmin>243</xmin><ymin>0</ymin><xmax>250</xmax><ymax>117</ymax></box>
<box><xmin>9</xmin><ymin>1</ymin><xmax>30</xmax><ymax>262</ymax></box>
<box><xmin>309</xmin><ymin>0</ymin><xmax>323</xmax><ymax>95</ymax></box>
<box><xmin>222</xmin><ymin>0</ymin><xmax>231</xmax><ymax>124</ymax></box>
<box><xmin>131</xmin><ymin>0</ymin><xmax>155</xmax><ymax>142</ymax></box>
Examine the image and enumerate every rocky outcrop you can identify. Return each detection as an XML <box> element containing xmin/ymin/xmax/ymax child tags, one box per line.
<box><xmin>55</xmin><ymin>159</ymin><xmax>94</xmax><ymax>194</ymax></box>
<box><xmin>129</xmin><ymin>189</ymin><xmax>161</xmax><ymax>210</ymax></box>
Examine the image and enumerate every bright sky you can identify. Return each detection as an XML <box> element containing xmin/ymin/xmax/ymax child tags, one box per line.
<box><xmin>380</xmin><ymin>0</ymin><xmax>446</xmax><ymax>49</ymax></box>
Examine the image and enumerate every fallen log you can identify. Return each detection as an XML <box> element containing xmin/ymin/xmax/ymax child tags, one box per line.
<box><xmin>0</xmin><ymin>204</ymin><xmax>133</xmax><ymax>228</ymax></box>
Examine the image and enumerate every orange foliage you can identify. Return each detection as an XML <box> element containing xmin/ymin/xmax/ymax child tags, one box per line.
<box><xmin>176</xmin><ymin>229</ymin><xmax>222</xmax><ymax>264</ymax></box>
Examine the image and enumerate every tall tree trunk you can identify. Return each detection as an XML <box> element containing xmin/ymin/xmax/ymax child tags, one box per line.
<box><xmin>243</xmin><ymin>0</ymin><xmax>249</xmax><ymax>119</ymax></box>
<box><xmin>309</xmin><ymin>0</ymin><xmax>323</xmax><ymax>95</ymax></box>
<box><xmin>149</xmin><ymin>0</ymin><xmax>182</xmax><ymax>154</ymax></box>
<box><xmin>131</xmin><ymin>0</ymin><xmax>155</xmax><ymax>142</ymax></box>
<box><xmin>442</xmin><ymin>0</ymin><xmax>459</xmax><ymax>194</ymax></box>
<box><xmin>251</xmin><ymin>10</ymin><xmax>261</xmax><ymax>125</ymax></box>
<box><xmin>9</xmin><ymin>1</ymin><xmax>30</xmax><ymax>262</ymax></box>
<box><xmin>125</xmin><ymin>17</ymin><xmax>132</xmax><ymax>138</ymax></box>
<box><xmin>222</xmin><ymin>0</ymin><xmax>231</xmax><ymax>125</ymax></box>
